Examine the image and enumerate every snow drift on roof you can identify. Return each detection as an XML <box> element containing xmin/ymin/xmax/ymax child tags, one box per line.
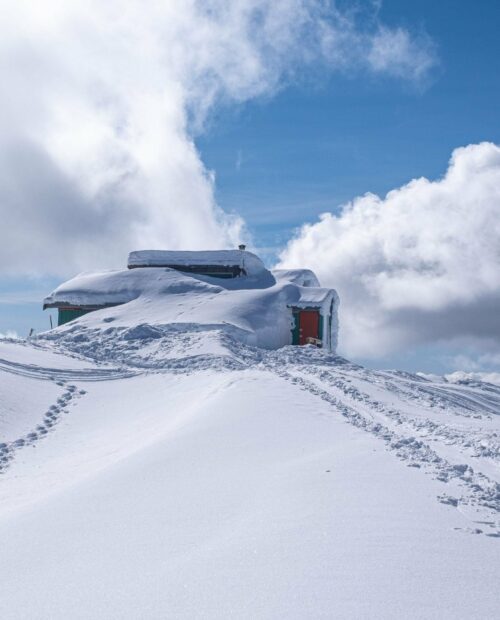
<box><xmin>273</xmin><ymin>269</ymin><xmax>320</xmax><ymax>287</ymax></box>
<box><xmin>44</xmin><ymin>269</ymin><xmax>152</xmax><ymax>309</ymax></box>
<box><xmin>295</xmin><ymin>288</ymin><xmax>338</xmax><ymax>307</ymax></box>
<box><xmin>127</xmin><ymin>250</ymin><xmax>266</xmax><ymax>276</ymax></box>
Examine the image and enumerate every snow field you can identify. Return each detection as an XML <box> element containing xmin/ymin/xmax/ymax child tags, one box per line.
<box><xmin>0</xmin><ymin>364</ymin><xmax>498</xmax><ymax>619</ymax></box>
<box><xmin>0</xmin><ymin>325</ymin><xmax>499</xmax><ymax>619</ymax></box>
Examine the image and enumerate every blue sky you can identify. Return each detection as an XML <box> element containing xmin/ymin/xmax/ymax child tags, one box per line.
<box><xmin>1</xmin><ymin>0</ymin><xmax>499</xmax><ymax>375</ymax></box>
<box><xmin>199</xmin><ymin>0</ymin><xmax>500</xmax><ymax>254</ymax></box>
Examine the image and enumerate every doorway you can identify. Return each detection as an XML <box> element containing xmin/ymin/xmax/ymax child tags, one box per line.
<box><xmin>298</xmin><ymin>309</ymin><xmax>320</xmax><ymax>345</ymax></box>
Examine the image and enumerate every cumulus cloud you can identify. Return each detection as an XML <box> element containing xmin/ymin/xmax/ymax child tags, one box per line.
<box><xmin>0</xmin><ymin>0</ymin><xmax>436</xmax><ymax>277</ymax></box>
<box><xmin>279</xmin><ymin>142</ymin><xmax>500</xmax><ymax>358</ymax></box>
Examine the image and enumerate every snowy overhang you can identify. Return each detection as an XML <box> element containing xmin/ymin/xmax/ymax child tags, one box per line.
<box><xmin>127</xmin><ymin>249</ymin><xmax>266</xmax><ymax>276</ymax></box>
<box><xmin>291</xmin><ymin>288</ymin><xmax>339</xmax><ymax>310</ymax></box>
<box><xmin>43</xmin><ymin>269</ymin><xmax>145</xmax><ymax>309</ymax></box>
<box><xmin>272</xmin><ymin>269</ymin><xmax>320</xmax><ymax>287</ymax></box>
<box><xmin>43</xmin><ymin>267</ymin><xmax>227</xmax><ymax>310</ymax></box>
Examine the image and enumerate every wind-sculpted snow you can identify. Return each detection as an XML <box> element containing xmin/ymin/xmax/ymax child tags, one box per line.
<box><xmin>0</xmin><ymin>326</ymin><xmax>499</xmax><ymax>618</ymax></box>
<box><xmin>39</xmin><ymin>323</ymin><xmax>258</xmax><ymax>371</ymax></box>
<box><xmin>9</xmin><ymin>324</ymin><xmax>500</xmax><ymax>538</ymax></box>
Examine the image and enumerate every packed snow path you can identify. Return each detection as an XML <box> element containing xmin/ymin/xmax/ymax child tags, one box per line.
<box><xmin>0</xmin><ymin>331</ymin><xmax>499</xmax><ymax>619</ymax></box>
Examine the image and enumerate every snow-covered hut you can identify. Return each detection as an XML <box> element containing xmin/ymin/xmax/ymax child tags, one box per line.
<box><xmin>43</xmin><ymin>250</ymin><xmax>339</xmax><ymax>352</ymax></box>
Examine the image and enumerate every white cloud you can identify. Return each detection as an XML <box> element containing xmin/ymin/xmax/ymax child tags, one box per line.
<box><xmin>445</xmin><ymin>371</ymin><xmax>500</xmax><ymax>387</ymax></box>
<box><xmin>445</xmin><ymin>350</ymin><xmax>500</xmax><ymax>376</ymax></box>
<box><xmin>368</xmin><ymin>27</ymin><xmax>436</xmax><ymax>82</ymax></box>
<box><xmin>279</xmin><ymin>142</ymin><xmax>500</xmax><ymax>358</ymax></box>
<box><xmin>0</xmin><ymin>0</ymin><xmax>437</xmax><ymax>277</ymax></box>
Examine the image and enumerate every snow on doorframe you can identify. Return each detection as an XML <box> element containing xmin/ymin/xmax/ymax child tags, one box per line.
<box><xmin>289</xmin><ymin>288</ymin><xmax>339</xmax><ymax>352</ymax></box>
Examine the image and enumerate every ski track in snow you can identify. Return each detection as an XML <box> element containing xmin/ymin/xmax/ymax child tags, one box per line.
<box><xmin>263</xmin><ymin>363</ymin><xmax>500</xmax><ymax>537</ymax></box>
<box><xmin>0</xmin><ymin>357</ymin><xmax>138</xmax><ymax>382</ymax></box>
<box><xmin>1</xmin><ymin>327</ymin><xmax>499</xmax><ymax>538</ymax></box>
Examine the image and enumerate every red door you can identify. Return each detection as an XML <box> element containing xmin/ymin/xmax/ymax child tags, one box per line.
<box><xmin>299</xmin><ymin>310</ymin><xmax>319</xmax><ymax>345</ymax></box>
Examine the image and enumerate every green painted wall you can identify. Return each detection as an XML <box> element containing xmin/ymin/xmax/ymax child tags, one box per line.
<box><xmin>58</xmin><ymin>308</ymin><xmax>94</xmax><ymax>326</ymax></box>
<box><xmin>204</xmin><ymin>272</ymin><xmax>234</xmax><ymax>279</ymax></box>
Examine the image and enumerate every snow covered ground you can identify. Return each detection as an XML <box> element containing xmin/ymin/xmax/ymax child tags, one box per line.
<box><xmin>0</xmin><ymin>314</ymin><xmax>499</xmax><ymax>618</ymax></box>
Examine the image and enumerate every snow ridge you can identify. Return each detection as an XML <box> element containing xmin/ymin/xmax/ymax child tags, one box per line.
<box><xmin>4</xmin><ymin>324</ymin><xmax>500</xmax><ymax>537</ymax></box>
<box><xmin>1</xmin><ymin>325</ymin><xmax>499</xmax><ymax>618</ymax></box>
